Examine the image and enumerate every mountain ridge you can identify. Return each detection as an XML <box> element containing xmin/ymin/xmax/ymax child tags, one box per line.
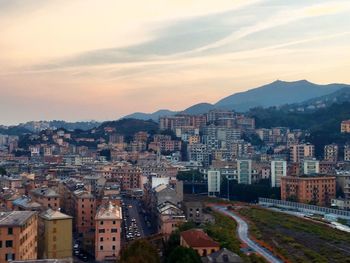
<box><xmin>122</xmin><ymin>80</ymin><xmax>350</xmax><ymax>121</ymax></box>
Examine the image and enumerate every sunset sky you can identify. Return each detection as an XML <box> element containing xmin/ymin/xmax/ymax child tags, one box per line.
<box><xmin>1</xmin><ymin>0</ymin><xmax>350</xmax><ymax>125</ymax></box>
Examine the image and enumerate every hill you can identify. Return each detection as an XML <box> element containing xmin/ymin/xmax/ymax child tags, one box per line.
<box><xmin>122</xmin><ymin>80</ymin><xmax>350</xmax><ymax>120</ymax></box>
<box><xmin>123</xmin><ymin>110</ymin><xmax>178</xmax><ymax>121</ymax></box>
<box><xmin>99</xmin><ymin>118</ymin><xmax>159</xmax><ymax>135</ymax></box>
<box><xmin>215</xmin><ymin>80</ymin><xmax>347</xmax><ymax>111</ymax></box>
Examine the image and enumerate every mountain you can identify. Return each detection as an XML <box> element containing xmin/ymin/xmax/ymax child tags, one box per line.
<box><xmin>123</xmin><ymin>110</ymin><xmax>178</xmax><ymax>121</ymax></box>
<box><xmin>122</xmin><ymin>80</ymin><xmax>350</xmax><ymax>120</ymax></box>
<box><xmin>286</xmin><ymin>87</ymin><xmax>350</xmax><ymax>112</ymax></box>
<box><xmin>215</xmin><ymin>80</ymin><xmax>348</xmax><ymax>111</ymax></box>
<box><xmin>182</xmin><ymin>103</ymin><xmax>215</xmax><ymax>115</ymax></box>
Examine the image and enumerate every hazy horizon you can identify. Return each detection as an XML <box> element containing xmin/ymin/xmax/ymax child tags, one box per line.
<box><xmin>1</xmin><ymin>0</ymin><xmax>350</xmax><ymax>125</ymax></box>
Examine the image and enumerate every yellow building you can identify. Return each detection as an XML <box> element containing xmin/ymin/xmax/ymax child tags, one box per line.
<box><xmin>39</xmin><ymin>209</ymin><xmax>72</xmax><ymax>260</ymax></box>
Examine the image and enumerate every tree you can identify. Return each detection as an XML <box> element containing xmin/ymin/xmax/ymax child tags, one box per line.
<box><xmin>119</xmin><ymin>239</ymin><xmax>160</xmax><ymax>263</ymax></box>
<box><xmin>166</xmin><ymin>246</ymin><xmax>201</xmax><ymax>263</ymax></box>
<box><xmin>0</xmin><ymin>167</ymin><xmax>6</xmax><ymax>176</ymax></box>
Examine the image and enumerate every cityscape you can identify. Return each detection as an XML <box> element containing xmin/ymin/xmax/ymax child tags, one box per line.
<box><xmin>1</xmin><ymin>1</ymin><xmax>350</xmax><ymax>263</ymax></box>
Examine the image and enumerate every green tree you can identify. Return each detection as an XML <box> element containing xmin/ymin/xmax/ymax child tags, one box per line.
<box><xmin>166</xmin><ymin>246</ymin><xmax>201</xmax><ymax>263</ymax></box>
<box><xmin>119</xmin><ymin>239</ymin><xmax>160</xmax><ymax>263</ymax></box>
<box><xmin>0</xmin><ymin>167</ymin><xmax>6</xmax><ymax>176</ymax></box>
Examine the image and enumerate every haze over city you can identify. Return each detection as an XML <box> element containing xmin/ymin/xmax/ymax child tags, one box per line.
<box><xmin>1</xmin><ymin>0</ymin><xmax>350</xmax><ymax>125</ymax></box>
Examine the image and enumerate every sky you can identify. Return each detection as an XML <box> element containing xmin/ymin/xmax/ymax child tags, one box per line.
<box><xmin>0</xmin><ymin>0</ymin><xmax>350</xmax><ymax>125</ymax></box>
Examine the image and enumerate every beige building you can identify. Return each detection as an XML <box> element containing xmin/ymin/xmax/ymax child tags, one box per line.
<box><xmin>324</xmin><ymin>144</ymin><xmax>338</xmax><ymax>162</ymax></box>
<box><xmin>341</xmin><ymin>120</ymin><xmax>350</xmax><ymax>133</ymax></box>
<box><xmin>289</xmin><ymin>143</ymin><xmax>315</xmax><ymax>163</ymax></box>
<box><xmin>0</xmin><ymin>211</ymin><xmax>38</xmax><ymax>262</ymax></box>
<box><xmin>39</xmin><ymin>209</ymin><xmax>72</xmax><ymax>260</ymax></box>
<box><xmin>95</xmin><ymin>202</ymin><xmax>122</xmax><ymax>262</ymax></box>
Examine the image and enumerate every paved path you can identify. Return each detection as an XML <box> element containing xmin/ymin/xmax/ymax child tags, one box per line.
<box><xmin>214</xmin><ymin>206</ymin><xmax>283</xmax><ymax>263</ymax></box>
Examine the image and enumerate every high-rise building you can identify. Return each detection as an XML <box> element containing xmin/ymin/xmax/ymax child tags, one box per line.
<box><xmin>207</xmin><ymin>170</ymin><xmax>221</xmax><ymax>196</ymax></box>
<box><xmin>344</xmin><ymin>145</ymin><xmax>350</xmax><ymax>162</ymax></box>
<box><xmin>324</xmin><ymin>144</ymin><xmax>338</xmax><ymax>162</ymax></box>
<box><xmin>39</xmin><ymin>209</ymin><xmax>73</xmax><ymax>259</ymax></box>
<box><xmin>271</xmin><ymin>160</ymin><xmax>287</xmax><ymax>187</ymax></box>
<box><xmin>289</xmin><ymin>143</ymin><xmax>315</xmax><ymax>163</ymax></box>
<box><xmin>95</xmin><ymin>202</ymin><xmax>122</xmax><ymax>262</ymax></box>
<box><xmin>237</xmin><ymin>160</ymin><xmax>252</xmax><ymax>185</ymax></box>
<box><xmin>0</xmin><ymin>211</ymin><xmax>38</xmax><ymax>262</ymax></box>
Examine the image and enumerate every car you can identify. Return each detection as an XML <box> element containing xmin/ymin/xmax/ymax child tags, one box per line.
<box><xmin>136</xmin><ymin>233</ymin><xmax>141</xmax><ymax>237</ymax></box>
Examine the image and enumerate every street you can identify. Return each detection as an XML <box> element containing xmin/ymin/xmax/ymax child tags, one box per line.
<box><xmin>122</xmin><ymin>198</ymin><xmax>154</xmax><ymax>242</ymax></box>
<box><xmin>214</xmin><ymin>206</ymin><xmax>283</xmax><ymax>263</ymax></box>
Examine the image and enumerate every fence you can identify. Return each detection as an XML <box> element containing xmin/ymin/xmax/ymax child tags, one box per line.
<box><xmin>259</xmin><ymin>198</ymin><xmax>350</xmax><ymax>220</ymax></box>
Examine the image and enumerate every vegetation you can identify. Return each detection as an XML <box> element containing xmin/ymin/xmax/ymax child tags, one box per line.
<box><xmin>0</xmin><ymin>167</ymin><xmax>6</xmax><ymax>176</ymax></box>
<box><xmin>166</xmin><ymin>246</ymin><xmax>201</xmax><ymax>263</ymax></box>
<box><xmin>100</xmin><ymin>118</ymin><xmax>159</xmax><ymax>136</ymax></box>
<box><xmin>237</xmin><ymin>207</ymin><xmax>350</xmax><ymax>263</ymax></box>
<box><xmin>248</xmin><ymin>102</ymin><xmax>350</xmax><ymax>157</ymax></box>
<box><xmin>177</xmin><ymin>170</ymin><xmax>205</xmax><ymax>182</ymax></box>
<box><xmin>220</xmin><ymin>178</ymin><xmax>281</xmax><ymax>202</ymax></box>
<box><xmin>119</xmin><ymin>239</ymin><xmax>160</xmax><ymax>263</ymax></box>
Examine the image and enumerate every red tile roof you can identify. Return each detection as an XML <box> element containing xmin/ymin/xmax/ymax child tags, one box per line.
<box><xmin>181</xmin><ymin>229</ymin><xmax>220</xmax><ymax>248</ymax></box>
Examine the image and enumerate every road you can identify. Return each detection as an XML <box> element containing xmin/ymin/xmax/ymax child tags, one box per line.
<box><xmin>214</xmin><ymin>206</ymin><xmax>283</xmax><ymax>263</ymax></box>
<box><xmin>123</xmin><ymin>198</ymin><xmax>154</xmax><ymax>239</ymax></box>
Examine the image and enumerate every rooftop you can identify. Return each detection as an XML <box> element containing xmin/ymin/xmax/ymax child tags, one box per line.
<box><xmin>95</xmin><ymin>202</ymin><xmax>122</xmax><ymax>220</ymax></box>
<box><xmin>40</xmin><ymin>209</ymin><xmax>72</xmax><ymax>220</ymax></box>
<box><xmin>181</xmin><ymin>229</ymin><xmax>220</xmax><ymax>248</ymax></box>
<box><xmin>0</xmin><ymin>211</ymin><xmax>36</xmax><ymax>227</ymax></box>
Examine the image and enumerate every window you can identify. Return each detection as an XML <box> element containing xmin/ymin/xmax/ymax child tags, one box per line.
<box><xmin>112</xmin><ymin>237</ymin><xmax>116</xmax><ymax>241</ymax></box>
<box><xmin>8</xmin><ymin>228</ymin><xmax>13</xmax><ymax>235</ymax></box>
<box><xmin>100</xmin><ymin>237</ymin><xmax>103</xmax><ymax>242</ymax></box>
<box><xmin>111</xmin><ymin>228</ymin><xmax>117</xmax><ymax>233</ymax></box>
<box><xmin>6</xmin><ymin>240</ymin><xmax>13</xmax><ymax>248</ymax></box>
<box><xmin>53</xmin><ymin>236</ymin><xmax>56</xmax><ymax>241</ymax></box>
<box><xmin>113</xmin><ymin>220</ymin><xmax>116</xmax><ymax>225</ymax></box>
<box><xmin>100</xmin><ymin>246</ymin><xmax>103</xmax><ymax>251</ymax></box>
<box><xmin>5</xmin><ymin>253</ymin><xmax>15</xmax><ymax>261</ymax></box>
<box><xmin>112</xmin><ymin>245</ymin><xmax>116</xmax><ymax>250</ymax></box>
<box><xmin>100</xmin><ymin>221</ymin><xmax>104</xmax><ymax>225</ymax></box>
<box><xmin>53</xmin><ymin>228</ymin><xmax>57</xmax><ymax>233</ymax></box>
<box><xmin>98</xmin><ymin>229</ymin><xmax>105</xmax><ymax>233</ymax></box>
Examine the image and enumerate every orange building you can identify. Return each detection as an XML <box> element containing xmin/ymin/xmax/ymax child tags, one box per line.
<box><xmin>0</xmin><ymin>211</ymin><xmax>38</xmax><ymax>262</ymax></box>
<box><xmin>180</xmin><ymin>229</ymin><xmax>220</xmax><ymax>257</ymax></box>
<box><xmin>95</xmin><ymin>202</ymin><xmax>122</xmax><ymax>262</ymax></box>
<box><xmin>30</xmin><ymin>187</ymin><xmax>60</xmax><ymax>210</ymax></box>
<box><xmin>281</xmin><ymin>176</ymin><xmax>336</xmax><ymax>206</ymax></box>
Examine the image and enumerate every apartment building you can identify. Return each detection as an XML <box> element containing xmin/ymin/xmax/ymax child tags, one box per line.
<box><xmin>271</xmin><ymin>160</ymin><xmax>287</xmax><ymax>187</ymax></box>
<box><xmin>324</xmin><ymin>144</ymin><xmax>338</xmax><ymax>162</ymax></box>
<box><xmin>281</xmin><ymin>176</ymin><xmax>336</xmax><ymax>206</ymax></box>
<box><xmin>237</xmin><ymin>160</ymin><xmax>252</xmax><ymax>185</ymax></box>
<box><xmin>341</xmin><ymin>120</ymin><xmax>350</xmax><ymax>133</ymax></box>
<box><xmin>39</xmin><ymin>209</ymin><xmax>72</xmax><ymax>259</ymax></box>
<box><xmin>0</xmin><ymin>211</ymin><xmax>38</xmax><ymax>262</ymax></box>
<box><xmin>95</xmin><ymin>203</ymin><xmax>122</xmax><ymax>262</ymax></box>
<box><xmin>289</xmin><ymin>143</ymin><xmax>315</xmax><ymax>163</ymax></box>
